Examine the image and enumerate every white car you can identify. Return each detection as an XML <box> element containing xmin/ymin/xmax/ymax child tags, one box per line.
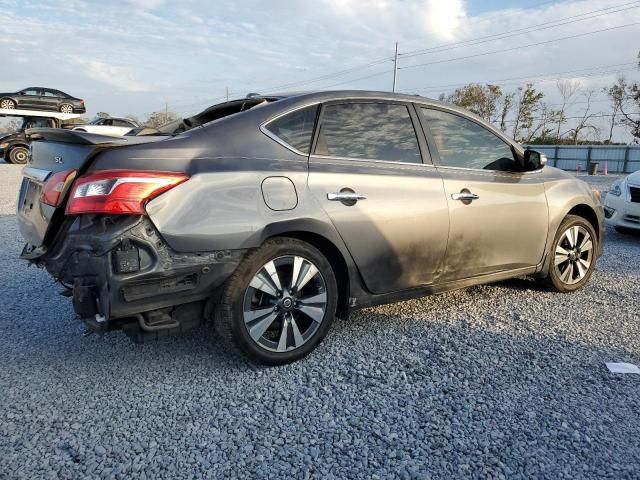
<box><xmin>72</xmin><ymin>117</ymin><xmax>139</xmax><ymax>137</ymax></box>
<box><xmin>603</xmin><ymin>171</ymin><xmax>640</xmax><ymax>232</ymax></box>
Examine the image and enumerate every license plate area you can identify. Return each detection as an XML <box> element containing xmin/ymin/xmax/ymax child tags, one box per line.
<box><xmin>21</xmin><ymin>179</ymin><xmax>41</xmax><ymax>214</ymax></box>
<box><xmin>17</xmin><ymin>177</ymin><xmax>51</xmax><ymax>249</ymax></box>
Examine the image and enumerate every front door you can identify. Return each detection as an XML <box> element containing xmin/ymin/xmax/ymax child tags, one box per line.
<box><xmin>18</xmin><ymin>88</ymin><xmax>42</xmax><ymax>108</ymax></box>
<box><xmin>308</xmin><ymin>101</ymin><xmax>450</xmax><ymax>294</ymax></box>
<box><xmin>419</xmin><ymin>107</ymin><xmax>549</xmax><ymax>281</ymax></box>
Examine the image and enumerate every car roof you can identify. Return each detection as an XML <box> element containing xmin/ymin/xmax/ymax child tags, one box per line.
<box><xmin>245</xmin><ymin>90</ymin><xmax>471</xmax><ymax>117</ymax></box>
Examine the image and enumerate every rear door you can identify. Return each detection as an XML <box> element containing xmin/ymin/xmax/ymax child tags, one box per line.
<box><xmin>307</xmin><ymin>101</ymin><xmax>449</xmax><ymax>294</ymax></box>
<box><xmin>42</xmin><ymin>89</ymin><xmax>62</xmax><ymax>110</ymax></box>
<box><xmin>418</xmin><ymin>106</ymin><xmax>549</xmax><ymax>281</ymax></box>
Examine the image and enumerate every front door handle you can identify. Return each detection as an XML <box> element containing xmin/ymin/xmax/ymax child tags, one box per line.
<box><xmin>451</xmin><ymin>192</ymin><xmax>479</xmax><ymax>201</ymax></box>
<box><xmin>327</xmin><ymin>192</ymin><xmax>367</xmax><ymax>202</ymax></box>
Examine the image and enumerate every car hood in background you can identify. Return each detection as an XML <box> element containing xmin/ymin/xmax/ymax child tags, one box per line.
<box><xmin>626</xmin><ymin>171</ymin><xmax>640</xmax><ymax>185</ymax></box>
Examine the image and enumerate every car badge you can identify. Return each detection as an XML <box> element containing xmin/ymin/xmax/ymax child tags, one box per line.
<box><xmin>54</xmin><ymin>156</ymin><xmax>63</xmax><ymax>164</ymax></box>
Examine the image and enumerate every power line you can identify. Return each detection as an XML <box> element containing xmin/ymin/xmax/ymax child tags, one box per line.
<box><xmin>399</xmin><ymin>22</ymin><xmax>640</xmax><ymax>70</ymax></box>
<box><xmin>404</xmin><ymin>62</ymin><xmax>638</xmax><ymax>93</ymax></box>
<box><xmin>399</xmin><ymin>1</ymin><xmax>640</xmax><ymax>59</ymax></box>
<box><xmin>259</xmin><ymin>57</ymin><xmax>393</xmax><ymax>93</ymax></box>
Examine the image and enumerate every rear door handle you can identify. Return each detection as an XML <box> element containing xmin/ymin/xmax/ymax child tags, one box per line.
<box><xmin>327</xmin><ymin>192</ymin><xmax>367</xmax><ymax>202</ymax></box>
<box><xmin>451</xmin><ymin>192</ymin><xmax>479</xmax><ymax>201</ymax></box>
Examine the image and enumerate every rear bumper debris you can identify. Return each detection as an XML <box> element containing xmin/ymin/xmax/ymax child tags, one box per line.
<box><xmin>26</xmin><ymin>215</ymin><xmax>246</xmax><ymax>337</ymax></box>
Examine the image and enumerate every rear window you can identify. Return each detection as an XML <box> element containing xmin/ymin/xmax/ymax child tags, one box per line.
<box><xmin>264</xmin><ymin>106</ymin><xmax>318</xmax><ymax>154</ymax></box>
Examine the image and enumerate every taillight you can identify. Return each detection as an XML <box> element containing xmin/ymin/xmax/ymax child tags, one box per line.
<box><xmin>66</xmin><ymin>170</ymin><xmax>188</xmax><ymax>215</ymax></box>
<box><xmin>41</xmin><ymin>169</ymin><xmax>77</xmax><ymax>207</ymax></box>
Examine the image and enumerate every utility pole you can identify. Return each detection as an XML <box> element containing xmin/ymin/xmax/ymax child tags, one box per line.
<box><xmin>392</xmin><ymin>41</ymin><xmax>398</xmax><ymax>93</ymax></box>
<box><xmin>164</xmin><ymin>102</ymin><xmax>168</xmax><ymax>123</ymax></box>
<box><xmin>225</xmin><ymin>86</ymin><xmax>229</xmax><ymax>102</ymax></box>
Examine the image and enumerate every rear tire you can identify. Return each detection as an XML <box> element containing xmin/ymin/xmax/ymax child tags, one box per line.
<box><xmin>541</xmin><ymin>215</ymin><xmax>597</xmax><ymax>293</ymax></box>
<box><xmin>9</xmin><ymin>146</ymin><xmax>29</xmax><ymax>165</ymax></box>
<box><xmin>214</xmin><ymin>237</ymin><xmax>337</xmax><ymax>365</ymax></box>
<box><xmin>0</xmin><ymin>98</ymin><xmax>16</xmax><ymax>109</ymax></box>
<box><xmin>59</xmin><ymin>104</ymin><xmax>73</xmax><ymax>114</ymax></box>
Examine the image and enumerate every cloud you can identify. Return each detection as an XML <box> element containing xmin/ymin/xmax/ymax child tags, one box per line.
<box><xmin>0</xmin><ymin>0</ymin><xmax>637</xmax><ymax>140</ymax></box>
<box><xmin>67</xmin><ymin>57</ymin><xmax>150</xmax><ymax>93</ymax></box>
<box><xmin>423</xmin><ymin>0</ymin><xmax>466</xmax><ymax>40</ymax></box>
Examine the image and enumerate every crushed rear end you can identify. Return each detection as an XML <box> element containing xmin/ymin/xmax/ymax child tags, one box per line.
<box><xmin>17</xmin><ymin>128</ymin><xmax>243</xmax><ymax>341</ymax></box>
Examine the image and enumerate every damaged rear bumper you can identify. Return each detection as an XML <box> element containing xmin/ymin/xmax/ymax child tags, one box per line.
<box><xmin>24</xmin><ymin>215</ymin><xmax>245</xmax><ymax>336</ymax></box>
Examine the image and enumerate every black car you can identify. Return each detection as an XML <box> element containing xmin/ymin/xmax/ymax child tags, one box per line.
<box><xmin>0</xmin><ymin>87</ymin><xmax>85</xmax><ymax>114</ymax></box>
<box><xmin>16</xmin><ymin>91</ymin><xmax>603</xmax><ymax>365</ymax></box>
<box><xmin>0</xmin><ymin>117</ymin><xmax>57</xmax><ymax>164</ymax></box>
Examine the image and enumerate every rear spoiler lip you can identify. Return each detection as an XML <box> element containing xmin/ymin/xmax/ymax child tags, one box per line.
<box><xmin>25</xmin><ymin>128</ymin><xmax>168</xmax><ymax>146</ymax></box>
<box><xmin>26</xmin><ymin>128</ymin><xmax>128</xmax><ymax>145</ymax></box>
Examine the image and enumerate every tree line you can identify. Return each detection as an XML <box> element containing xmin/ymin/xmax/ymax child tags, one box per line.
<box><xmin>439</xmin><ymin>58</ymin><xmax>640</xmax><ymax>145</ymax></box>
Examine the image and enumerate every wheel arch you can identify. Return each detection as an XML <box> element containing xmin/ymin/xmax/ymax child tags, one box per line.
<box><xmin>261</xmin><ymin>227</ymin><xmax>353</xmax><ymax>315</ymax></box>
<box><xmin>540</xmin><ymin>202</ymin><xmax>602</xmax><ymax>277</ymax></box>
<box><xmin>566</xmin><ymin>203</ymin><xmax>600</xmax><ymax>241</ymax></box>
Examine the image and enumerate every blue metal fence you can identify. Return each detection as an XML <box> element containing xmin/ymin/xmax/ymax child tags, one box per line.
<box><xmin>527</xmin><ymin>145</ymin><xmax>640</xmax><ymax>173</ymax></box>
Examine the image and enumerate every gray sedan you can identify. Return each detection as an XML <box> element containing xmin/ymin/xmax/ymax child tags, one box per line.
<box><xmin>17</xmin><ymin>91</ymin><xmax>604</xmax><ymax>364</ymax></box>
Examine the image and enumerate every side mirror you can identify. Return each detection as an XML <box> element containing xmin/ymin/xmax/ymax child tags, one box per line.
<box><xmin>523</xmin><ymin>149</ymin><xmax>547</xmax><ymax>171</ymax></box>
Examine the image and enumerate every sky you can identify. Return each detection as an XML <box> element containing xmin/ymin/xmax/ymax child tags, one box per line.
<box><xmin>0</xmin><ymin>0</ymin><xmax>639</xmax><ymax>141</ymax></box>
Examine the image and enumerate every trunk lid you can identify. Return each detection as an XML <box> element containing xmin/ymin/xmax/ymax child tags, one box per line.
<box><xmin>17</xmin><ymin>129</ymin><xmax>165</xmax><ymax>256</ymax></box>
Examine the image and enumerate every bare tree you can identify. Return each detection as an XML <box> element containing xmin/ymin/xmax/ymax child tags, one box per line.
<box><xmin>603</xmin><ymin>76</ymin><xmax>627</xmax><ymax>144</ymax></box>
<box><xmin>620</xmin><ymin>82</ymin><xmax>640</xmax><ymax>143</ymax></box>
<box><xmin>522</xmin><ymin>103</ymin><xmax>555</xmax><ymax>143</ymax></box>
<box><xmin>566</xmin><ymin>89</ymin><xmax>600</xmax><ymax>144</ymax></box>
<box><xmin>619</xmin><ymin>51</ymin><xmax>640</xmax><ymax>143</ymax></box>
<box><xmin>554</xmin><ymin>79</ymin><xmax>581</xmax><ymax>142</ymax></box>
<box><xmin>144</xmin><ymin>110</ymin><xmax>179</xmax><ymax>128</ymax></box>
<box><xmin>0</xmin><ymin>119</ymin><xmax>21</xmax><ymax>134</ymax></box>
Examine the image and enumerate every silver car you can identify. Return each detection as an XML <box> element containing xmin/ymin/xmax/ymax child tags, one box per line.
<box><xmin>17</xmin><ymin>91</ymin><xmax>604</xmax><ymax>365</ymax></box>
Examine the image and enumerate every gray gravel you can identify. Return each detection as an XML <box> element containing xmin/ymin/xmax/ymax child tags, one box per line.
<box><xmin>1</xmin><ymin>163</ymin><xmax>640</xmax><ymax>479</ymax></box>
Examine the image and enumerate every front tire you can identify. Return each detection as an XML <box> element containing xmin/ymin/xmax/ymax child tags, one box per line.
<box><xmin>9</xmin><ymin>146</ymin><xmax>29</xmax><ymax>165</ymax></box>
<box><xmin>214</xmin><ymin>238</ymin><xmax>338</xmax><ymax>365</ymax></box>
<box><xmin>0</xmin><ymin>98</ymin><xmax>16</xmax><ymax>109</ymax></box>
<box><xmin>542</xmin><ymin>215</ymin><xmax>597</xmax><ymax>293</ymax></box>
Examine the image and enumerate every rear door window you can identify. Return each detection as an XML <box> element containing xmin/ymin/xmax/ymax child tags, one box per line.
<box><xmin>315</xmin><ymin>102</ymin><xmax>422</xmax><ymax>163</ymax></box>
<box><xmin>264</xmin><ymin>105</ymin><xmax>318</xmax><ymax>154</ymax></box>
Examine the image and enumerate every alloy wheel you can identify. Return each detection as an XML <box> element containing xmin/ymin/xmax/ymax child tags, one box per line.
<box><xmin>553</xmin><ymin>225</ymin><xmax>594</xmax><ymax>285</ymax></box>
<box><xmin>243</xmin><ymin>255</ymin><xmax>328</xmax><ymax>353</ymax></box>
<box><xmin>0</xmin><ymin>99</ymin><xmax>15</xmax><ymax>109</ymax></box>
<box><xmin>59</xmin><ymin>104</ymin><xmax>73</xmax><ymax>114</ymax></box>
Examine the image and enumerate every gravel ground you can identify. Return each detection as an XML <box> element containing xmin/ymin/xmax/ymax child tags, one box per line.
<box><xmin>1</xmin><ymin>163</ymin><xmax>639</xmax><ymax>479</ymax></box>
